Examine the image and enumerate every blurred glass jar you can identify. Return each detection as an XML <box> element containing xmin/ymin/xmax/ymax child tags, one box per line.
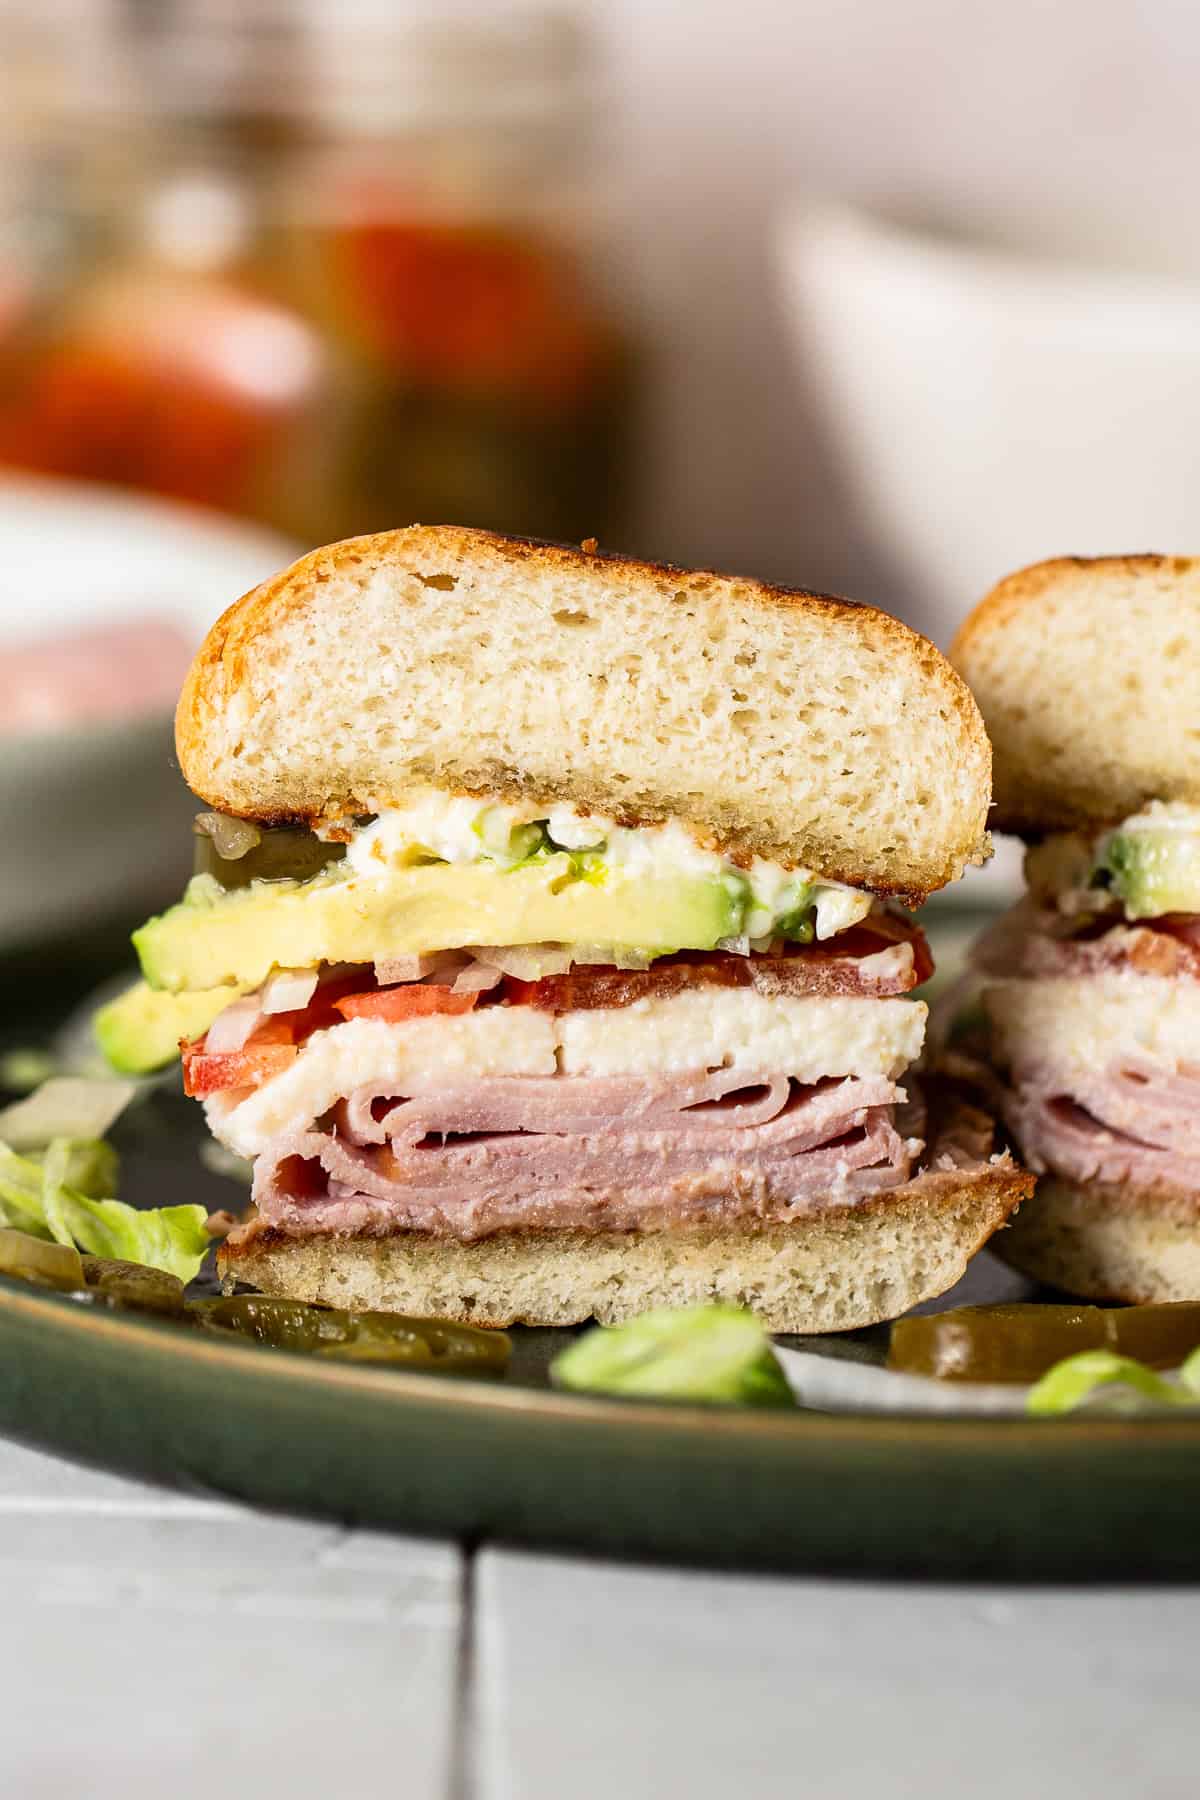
<box><xmin>0</xmin><ymin>2</ymin><xmax>634</xmax><ymax>545</ymax></box>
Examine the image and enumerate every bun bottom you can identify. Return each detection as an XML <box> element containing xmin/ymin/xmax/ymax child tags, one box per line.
<box><xmin>991</xmin><ymin>1177</ymin><xmax>1200</xmax><ymax>1304</ymax></box>
<box><xmin>219</xmin><ymin>1161</ymin><xmax>1028</xmax><ymax>1332</ymax></box>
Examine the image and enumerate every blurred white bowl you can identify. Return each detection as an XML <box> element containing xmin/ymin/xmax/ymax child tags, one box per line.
<box><xmin>778</xmin><ymin>206</ymin><xmax>1200</xmax><ymax>641</ymax></box>
<box><xmin>0</xmin><ymin>477</ymin><xmax>297</xmax><ymax>951</ymax></box>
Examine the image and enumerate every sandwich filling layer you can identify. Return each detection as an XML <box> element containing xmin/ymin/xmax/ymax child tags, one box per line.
<box><xmin>197</xmin><ymin>967</ymin><xmax>930</xmax><ymax>1243</ymax></box>
<box><xmin>139</xmin><ymin>789</ymin><xmax>879</xmax><ymax>998</ymax></box>
<box><xmin>204</xmin><ymin>989</ymin><xmax>928</xmax><ymax>1160</ymax></box>
<box><xmin>963</xmin><ymin>810</ymin><xmax>1200</xmax><ymax>1197</ymax></box>
<box><xmin>118</xmin><ymin>793</ymin><xmax>959</xmax><ymax>1248</ymax></box>
<box><xmin>242</xmin><ymin>1072</ymin><xmax>925</xmax><ymax>1241</ymax></box>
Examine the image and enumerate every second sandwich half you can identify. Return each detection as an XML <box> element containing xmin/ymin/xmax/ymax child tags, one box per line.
<box><xmin>104</xmin><ymin>527</ymin><xmax>1031</xmax><ymax>1329</ymax></box>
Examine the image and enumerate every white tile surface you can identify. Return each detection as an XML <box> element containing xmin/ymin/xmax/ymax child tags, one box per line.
<box><xmin>0</xmin><ymin>1437</ymin><xmax>238</xmax><ymax>1512</ymax></box>
<box><xmin>0</xmin><ymin>1442</ymin><xmax>462</xmax><ymax>1800</ymax></box>
<box><xmin>10</xmin><ymin>1434</ymin><xmax>1200</xmax><ymax>1800</ymax></box>
<box><xmin>478</xmin><ymin>1549</ymin><xmax>1200</xmax><ymax>1800</ymax></box>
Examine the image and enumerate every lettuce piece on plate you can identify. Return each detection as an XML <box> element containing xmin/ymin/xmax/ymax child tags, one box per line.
<box><xmin>0</xmin><ymin>1049</ymin><xmax>58</xmax><ymax>1094</ymax></box>
<box><xmin>38</xmin><ymin>1139</ymin><xmax>120</xmax><ymax>1200</ymax></box>
<box><xmin>1027</xmin><ymin>1347</ymin><xmax>1200</xmax><ymax>1416</ymax></box>
<box><xmin>0</xmin><ymin>1077</ymin><xmax>136</xmax><ymax>1152</ymax></box>
<box><xmin>0</xmin><ymin>1137</ymin><xmax>209</xmax><ymax>1284</ymax></box>
<box><xmin>552</xmin><ymin>1304</ymin><xmax>795</xmax><ymax>1406</ymax></box>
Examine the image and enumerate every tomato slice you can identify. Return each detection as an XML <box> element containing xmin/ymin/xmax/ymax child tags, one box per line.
<box><xmin>1152</xmin><ymin>914</ymin><xmax>1200</xmax><ymax>951</ymax></box>
<box><xmin>835</xmin><ymin>915</ymin><xmax>934</xmax><ymax>980</ymax></box>
<box><xmin>240</xmin><ymin>1015</ymin><xmax>300</xmax><ymax>1046</ymax></box>
<box><xmin>503</xmin><ymin>918</ymin><xmax>933</xmax><ymax>1011</ymax></box>
<box><xmin>333</xmin><ymin>984</ymin><xmax>479</xmax><ymax>1022</ymax></box>
<box><xmin>181</xmin><ymin>1042</ymin><xmax>297</xmax><ymax>1098</ymax></box>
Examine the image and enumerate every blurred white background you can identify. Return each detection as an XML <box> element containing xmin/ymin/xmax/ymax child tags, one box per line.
<box><xmin>7</xmin><ymin>0</ymin><xmax>1200</xmax><ymax>633</ymax></box>
<box><xmin>584</xmin><ymin>0</ymin><xmax>1200</xmax><ymax>628</ymax></box>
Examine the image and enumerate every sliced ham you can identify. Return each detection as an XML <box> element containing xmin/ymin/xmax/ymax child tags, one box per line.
<box><xmin>248</xmin><ymin>1071</ymin><xmax>923</xmax><ymax>1240</ymax></box>
<box><xmin>1001</xmin><ymin>1057</ymin><xmax>1200</xmax><ymax>1192</ymax></box>
<box><xmin>964</xmin><ymin>899</ymin><xmax>1200</xmax><ymax>1191</ymax></box>
<box><xmin>336</xmin><ymin>1066</ymin><xmax>805</xmax><ymax>1144</ymax></box>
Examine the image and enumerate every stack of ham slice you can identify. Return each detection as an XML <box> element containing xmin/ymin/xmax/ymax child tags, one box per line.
<box><xmin>1003</xmin><ymin>1060</ymin><xmax>1200</xmax><ymax>1191</ymax></box>
<box><xmin>968</xmin><ymin>905</ymin><xmax>1200</xmax><ymax>1197</ymax></box>
<box><xmin>973</xmin><ymin>898</ymin><xmax>1200</xmax><ymax>984</ymax></box>
<box><xmin>251</xmin><ymin>1071</ymin><xmax>925</xmax><ymax>1242</ymax></box>
<box><xmin>198</xmin><ymin>916</ymin><xmax>938</xmax><ymax>1247</ymax></box>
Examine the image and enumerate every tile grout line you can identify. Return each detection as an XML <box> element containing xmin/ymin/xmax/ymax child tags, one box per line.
<box><xmin>447</xmin><ymin>1542</ymin><xmax>478</xmax><ymax>1800</ymax></box>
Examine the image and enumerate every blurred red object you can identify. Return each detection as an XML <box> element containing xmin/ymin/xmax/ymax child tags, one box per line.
<box><xmin>332</xmin><ymin>214</ymin><xmax>617</xmax><ymax>409</ymax></box>
<box><xmin>0</xmin><ymin>7</ymin><xmax>634</xmax><ymax>545</ymax></box>
<box><xmin>0</xmin><ymin>277</ymin><xmax>324</xmax><ymax>515</ymax></box>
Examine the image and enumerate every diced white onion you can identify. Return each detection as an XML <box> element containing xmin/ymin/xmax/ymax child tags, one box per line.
<box><xmin>205</xmin><ymin>994</ymin><xmax>265</xmax><ymax>1053</ymax></box>
<box><xmin>571</xmin><ymin>944</ymin><xmax>655</xmax><ymax>971</ymax></box>
<box><xmin>421</xmin><ymin>951</ymin><xmax>474</xmax><ymax>982</ymax></box>
<box><xmin>194</xmin><ymin>811</ymin><xmax>262</xmax><ymax>860</ymax></box>
<box><xmin>469</xmin><ymin>944</ymin><xmax>660</xmax><ymax>979</ymax></box>
<box><xmin>451</xmin><ymin>962</ymin><xmax>504</xmax><ymax>994</ymax></box>
<box><xmin>471</xmin><ymin>945</ymin><xmax>576</xmax><ymax>979</ymax></box>
<box><xmin>375</xmin><ymin>951</ymin><xmax>470</xmax><ymax>985</ymax></box>
<box><xmin>375</xmin><ymin>954</ymin><xmax>436</xmax><ymax>984</ymax></box>
<box><xmin>855</xmin><ymin>942</ymin><xmax>914</xmax><ymax>981</ymax></box>
<box><xmin>716</xmin><ymin>935</ymin><xmax>751</xmax><ymax>956</ymax></box>
<box><xmin>261</xmin><ymin>967</ymin><xmax>319</xmax><ymax>1014</ymax></box>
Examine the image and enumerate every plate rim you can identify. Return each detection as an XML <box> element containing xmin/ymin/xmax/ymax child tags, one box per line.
<box><xmin>6</xmin><ymin>1272</ymin><xmax>1199</xmax><ymax>1452</ymax></box>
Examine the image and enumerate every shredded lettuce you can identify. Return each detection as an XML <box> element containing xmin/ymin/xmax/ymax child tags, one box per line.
<box><xmin>0</xmin><ymin>1137</ymin><xmax>209</xmax><ymax>1283</ymax></box>
<box><xmin>37</xmin><ymin>1138</ymin><xmax>119</xmax><ymax>1200</ymax></box>
<box><xmin>0</xmin><ymin>1077</ymin><xmax>136</xmax><ymax>1152</ymax></box>
<box><xmin>1027</xmin><ymin>1347</ymin><xmax>1200</xmax><ymax>1416</ymax></box>
<box><xmin>0</xmin><ymin>1049</ymin><xmax>59</xmax><ymax>1095</ymax></box>
<box><xmin>552</xmin><ymin>1304</ymin><xmax>795</xmax><ymax>1406</ymax></box>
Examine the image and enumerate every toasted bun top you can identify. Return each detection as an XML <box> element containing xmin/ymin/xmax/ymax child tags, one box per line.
<box><xmin>951</xmin><ymin>554</ymin><xmax>1200</xmax><ymax>836</ymax></box>
<box><xmin>177</xmin><ymin>526</ymin><xmax>991</xmax><ymax>898</ymax></box>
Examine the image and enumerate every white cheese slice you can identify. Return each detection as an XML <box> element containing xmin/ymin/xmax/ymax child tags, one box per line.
<box><xmin>558</xmin><ymin>991</ymin><xmax>926</xmax><ymax>1081</ymax></box>
<box><xmin>983</xmin><ymin>974</ymin><xmax>1200</xmax><ymax>1078</ymax></box>
<box><xmin>208</xmin><ymin>990</ymin><xmax>927</xmax><ymax>1159</ymax></box>
<box><xmin>207</xmin><ymin>1009</ymin><xmax>557</xmax><ymax>1158</ymax></box>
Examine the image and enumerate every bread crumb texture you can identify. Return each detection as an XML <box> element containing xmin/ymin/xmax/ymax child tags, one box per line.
<box><xmin>994</xmin><ymin>1176</ymin><xmax>1200</xmax><ymax>1303</ymax></box>
<box><xmin>178</xmin><ymin>527</ymin><xmax>990</xmax><ymax>898</ymax></box>
<box><xmin>952</xmin><ymin>553</ymin><xmax>1200</xmax><ymax>835</ymax></box>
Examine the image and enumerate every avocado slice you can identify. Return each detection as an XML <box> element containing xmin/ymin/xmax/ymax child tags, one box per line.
<box><xmin>134</xmin><ymin>859</ymin><xmax>742</xmax><ymax>994</ymax></box>
<box><xmin>95</xmin><ymin>980</ymin><xmax>247</xmax><ymax>1073</ymax></box>
<box><xmin>1096</xmin><ymin>828</ymin><xmax>1200</xmax><ymax>920</ymax></box>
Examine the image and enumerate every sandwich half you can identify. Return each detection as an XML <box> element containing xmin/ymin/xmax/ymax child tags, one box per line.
<box><xmin>109</xmin><ymin>526</ymin><xmax>1028</xmax><ymax>1329</ymax></box>
<box><xmin>950</xmin><ymin>553</ymin><xmax>1200</xmax><ymax>1302</ymax></box>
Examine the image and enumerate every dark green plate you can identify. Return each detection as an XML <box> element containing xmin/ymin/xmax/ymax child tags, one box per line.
<box><xmin>3</xmin><ymin>1268</ymin><xmax>1200</xmax><ymax>1580</ymax></box>
<box><xmin>3</xmin><ymin>936</ymin><xmax>1199</xmax><ymax>1582</ymax></box>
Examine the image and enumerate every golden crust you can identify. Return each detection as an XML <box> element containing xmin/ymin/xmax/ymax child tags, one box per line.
<box><xmin>992</xmin><ymin>1175</ymin><xmax>1200</xmax><ymax>1303</ymax></box>
<box><xmin>176</xmin><ymin>525</ymin><xmax>992</xmax><ymax>900</ymax></box>
<box><xmin>951</xmin><ymin>552</ymin><xmax>1197</xmax><ymax>656</ymax></box>
<box><xmin>951</xmin><ymin>552</ymin><xmax>1200</xmax><ymax>836</ymax></box>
